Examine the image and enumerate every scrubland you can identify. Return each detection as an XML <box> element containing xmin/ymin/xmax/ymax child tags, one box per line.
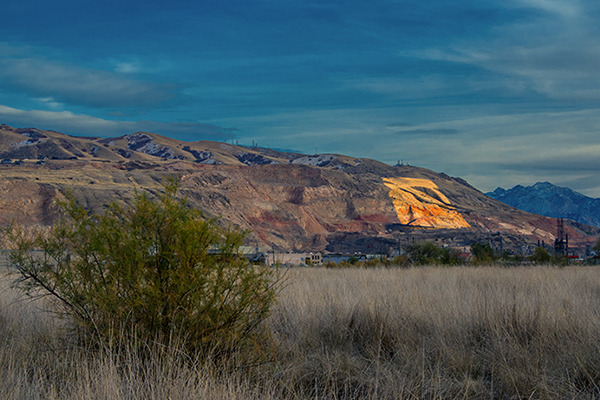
<box><xmin>3</xmin><ymin>265</ymin><xmax>600</xmax><ymax>399</ymax></box>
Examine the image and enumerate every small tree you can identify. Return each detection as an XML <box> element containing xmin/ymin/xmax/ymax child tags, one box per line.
<box><xmin>470</xmin><ymin>242</ymin><xmax>495</xmax><ymax>265</ymax></box>
<box><xmin>407</xmin><ymin>242</ymin><xmax>464</xmax><ymax>266</ymax></box>
<box><xmin>6</xmin><ymin>179</ymin><xmax>279</xmax><ymax>358</ymax></box>
<box><xmin>531</xmin><ymin>246</ymin><xmax>552</xmax><ymax>264</ymax></box>
<box><xmin>594</xmin><ymin>238</ymin><xmax>600</xmax><ymax>254</ymax></box>
<box><xmin>439</xmin><ymin>247</ymin><xmax>464</xmax><ymax>266</ymax></box>
<box><xmin>407</xmin><ymin>242</ymin><xmax>443</xmax><ymax>265</ymax></box>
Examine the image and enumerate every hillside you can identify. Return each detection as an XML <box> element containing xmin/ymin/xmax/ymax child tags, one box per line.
<box><xmin>487</xmin><ymin>182</ymin><xmax>600</xmax><ymax>228</ymax></box>
<box><xmin>0</xmin><ymin>124</ymin><xmax>297</xmax><ymax>165</ymax></box>
<box><xmin>1</xmin><ymin>125</ymin><xmax>599</xmax><ymax>254</ymax></box>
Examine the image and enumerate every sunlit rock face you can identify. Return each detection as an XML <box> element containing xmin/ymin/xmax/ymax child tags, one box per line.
<box><xmin>382</xmin><ymin>177</ymin><xmax>471</xmax><ymax>229</ymax></box>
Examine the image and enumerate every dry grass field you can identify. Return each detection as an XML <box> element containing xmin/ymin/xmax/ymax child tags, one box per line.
<box><xmin>2</xmin><ymin>265</ymin><xmax>600</xmax><ymax>399</ymax></box>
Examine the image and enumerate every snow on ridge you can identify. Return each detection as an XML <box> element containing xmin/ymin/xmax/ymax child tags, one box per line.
<box><xmin>16</xmin><ymin>128</ymin><xmax>45</xmax><ymax>139</ymax></box>
<box><xmin>199</xmin><ymin>158</ymin><xmax>223</xmax><ymax>165</ymax></box>
<box><xmin>10</xmin><ymin>138</ymin><xmax>46</xmax><ymax>149</ymax></box>
<box><xmin>10</xmin><ymin>128</ymin><xmax>47</xmax><ymax>148</ymax></box>
<box><xmin>236</xmin><ymin>152</ymin><xmax>277</xmax><ymax>166</ymax></box>
<box><xmin>123</xmin><ymin>132</ymin><xmax>182</xmax><ymax>159</ymax></box>
<box><xmin>124</xmin><ymin>132</ymin><xmax>152</xmax><ymax>150</ymax></box>
<box><xmin>10</xmin><ymin>139</ymin><xmax>41</xmax><ymax>149</ymax></box>
<box><xmin>291</xmin><ymin>154</ymin><xmax>337</xmax><ymax>167</ymax></box>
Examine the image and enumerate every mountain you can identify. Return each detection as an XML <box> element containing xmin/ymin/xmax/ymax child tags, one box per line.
<box><xmin>1</xmin><ymin>124</ymin><xmax>599</xmax><ymax>254</ymax></box>
<box><xmin>487</xmin><ymin>182</ymin><xmax>600</xmax><ymax>228</ymax></box>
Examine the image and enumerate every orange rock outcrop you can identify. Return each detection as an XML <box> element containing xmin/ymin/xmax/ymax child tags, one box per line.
<box><xmin>382</xmin><ymin>177</ymin><xmax>470</xmax><ymax>229</ymax></box>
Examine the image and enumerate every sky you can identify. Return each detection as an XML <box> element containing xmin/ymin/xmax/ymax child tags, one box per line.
<box><xmin>2</xmin><ymin>0</ymin><xmax>600</xmax><ymax>196</ymax></box>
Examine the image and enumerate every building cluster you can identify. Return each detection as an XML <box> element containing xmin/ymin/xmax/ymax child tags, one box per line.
<box><xmin>242</xmin><ymin>249</ymin><xmax>395</xmax><ymax>266</ymax></box>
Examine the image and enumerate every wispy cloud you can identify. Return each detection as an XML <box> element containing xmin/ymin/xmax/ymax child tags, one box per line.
<box><xmin>389</xmin><ymin>128</ymin><xmax>459</xmax><ymax>136</ymax></box>
<box><xmin>0</xmin><ymin>56</ymin><xmax>178</xmax><ymax>108</ymax></box>
<box><xmin>350</xmin><ymin>76</ymin><xmax>449</xmax><ymax>97</ymax></box>
<box><xmin>113</xmin><ymin>61</ymin><xmax>140</xmax><ymax>74</ymax></box>
<box><xmin>0</xmin><ymin>105</ymin><xmax>234</xmax><ymax>141</ymax></box>
<box><xmin>513</xmin><ymin>0</ymin><xmax>581</xmax><ymax>18</ymax></box>
<box><xmin>34</xmin><ymin>97</ymin><xmax>63</xmax><ymax>110</ymax></box>
<box><xmin>231</xmin><ymin>104</ymin><xmax>600</xmax><ymax>196</ymax></box>
<box><xmin>408</xmin><ymin>0</ymin><xmax>600</xmax><ymax>101</ymax></box>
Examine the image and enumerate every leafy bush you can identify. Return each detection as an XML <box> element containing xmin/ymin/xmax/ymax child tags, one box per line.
<box><xmin>407</xmin><ymin>242</ymin><xmax>463</xmax><ymax>266</ymax></box>
<box><xmin>594</xmin><ymin>237</ymin><xmax>600</xmax><ymax>254</ymax></box>
<box><xmin>531</xmin><ymin>246</ymin><xmax>552</xmax><ymax>264</ymax></box>
<box><xmin>407</xmin><ymin>242</ymin><xmax>441</xmax><ymax>265</ymax></box>
<box><xmin>323</xmin><ymin>255</ymin><xmax>409</xmax><ymax>268</ymax></box>
<box><xmin>347</xmin><ymin>255</ymin><xmax>360</xmax><ymax>265</ymax></box>
<box><xmin>6</xmin><ymin>179</ymin><xmax>279</xmax><ymax>358</ymax></box>
<box><xmin>470</xmin><ymin>242</ymin><xmax>495</xmax><ymax>264</ymax></box>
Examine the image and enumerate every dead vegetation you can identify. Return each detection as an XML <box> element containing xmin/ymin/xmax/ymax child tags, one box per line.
<box><xmin>3</xmin><ymin>265</ymin><xmax>600</xmax><ymax>399</ymax></box>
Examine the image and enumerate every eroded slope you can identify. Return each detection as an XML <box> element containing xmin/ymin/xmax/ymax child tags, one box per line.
<box><xmin>1</xmin><ymin>125</ymin><xmax>599</xmax><ymax>253</ymax></box>
<box><xmin>382</xmin><ymin>177</ymin><xmax>470</xmax><ymax>229</ymax></box>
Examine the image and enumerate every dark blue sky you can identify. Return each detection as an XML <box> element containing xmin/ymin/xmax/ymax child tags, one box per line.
<box><xmin>2</xmin><ymin>0</ymin><xmax>600</xmax><ymax>195</ymax></box>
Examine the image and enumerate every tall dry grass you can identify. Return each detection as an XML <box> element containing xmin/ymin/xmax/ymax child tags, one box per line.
<box><xmin>0</xmin><ymin>271</ymin><xmax>284</xmax><ymax>400</ymax></box>
<box><xmin>3</xmin><ymin>266</ymin><xmax>600</xmax><ymax>399</ymax></box>
<box><xmin>272</xmin><ymin>266</ymin><xmax>600</xmax><ymax>399</ymax></box>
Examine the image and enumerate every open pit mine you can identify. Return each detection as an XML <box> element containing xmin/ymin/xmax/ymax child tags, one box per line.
<box><xmin>0</xmin><ymin>124</ymin><xmax>599</xmax><ymax>255</ymax></box>
<box><xmin>382</xmin><ymin>177</ymin><xmax>470</xmax><ymax>229</ymax></box>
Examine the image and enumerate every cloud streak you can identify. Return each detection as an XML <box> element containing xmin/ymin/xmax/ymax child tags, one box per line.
<box><xmin>0</xmin><ymin>105</ymin><xmax>234</xmax><ymax>141</ymax></box>
<box><xmin>412</xmin><ymin>0</ymin><xmax>600</xmax><ymax>102</ymax></box>
<box><xmin>514</xmin><ymin>0</ymin><xmax>581</xmax><ymax>18</ymax></box>
<box><xmin>0</xmin><ymin>57</ymin><xmax>178</xmax><ymax>108</ymax></box>
<box><xmin>392</xmin><ymin>128</ymin><xmax>459</xmax><ymax>136</ymax></box>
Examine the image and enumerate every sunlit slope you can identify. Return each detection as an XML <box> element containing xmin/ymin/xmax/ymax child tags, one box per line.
<box><xmin>382</xmin><ymin>177</ymin><xmax>471</xmax><ymax>229</ymax></box>
<box><xmin>3</xmin><ymin>124</ymin><xmax>600</xmax><ymax>251</ymax></box>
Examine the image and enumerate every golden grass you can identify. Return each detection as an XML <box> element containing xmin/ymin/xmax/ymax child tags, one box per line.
<box><xmin>272</xmin><ymin>266</ymin><xmax>600</xmax><ymax>399</ymax></box>
<box><xmin>0</xmin><ymin>270</ymin><xmax>283</xmax><ymax>400</ymax></box>
<box><xmin>3</xmin><ymin>266</ymin><xmax>600</xmax><ymax>399</ymax></box>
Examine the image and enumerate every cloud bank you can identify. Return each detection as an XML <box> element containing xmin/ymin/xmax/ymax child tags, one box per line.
<box><xmin>0</xmin><ymin>105</ymin><xmax>234</xmax><ymax>141</ymax></box>
<box><xmin>0</xmin><ymin>55</ymin><xmax>177</xmax><ymax>108</ymax></box>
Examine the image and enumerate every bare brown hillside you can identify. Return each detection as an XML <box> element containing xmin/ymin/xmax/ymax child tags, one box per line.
<box><xmin>0</xmin><ymin>125</ymin><xmax>598</xmax><ymax>253</ymax></box>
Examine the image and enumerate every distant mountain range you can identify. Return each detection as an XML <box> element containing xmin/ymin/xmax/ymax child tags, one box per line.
<box><xmin>487</xmin><ymin>182</ymin><xmax>600</xmax><ymax>228</ymax></box>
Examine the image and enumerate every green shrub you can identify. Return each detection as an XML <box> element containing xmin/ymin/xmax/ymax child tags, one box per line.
<box><xmin>407</xmin><ymin>242</ymin><xmax>440</xmax><ymax>265</ymax></box>
<box><xmin>594</xmin><ymin>237</ymin><xmax>600</xmax><ymax>254</ymax></box>
<box><xmin>470</xmin><ymin>242</ymin><xmax>495</xmax><ymax>264</ymax></box>
<box><xmin>531</xmin><ymin>246</ymin><xmax>552</xmax><ymax>264</ymax></box>
<box><xmin>407</xmin><ymin>242</ymin><xmax>463</xmax><ymax>266</ymax></box>
<box><xmin>347</xmin><ymin>255</ymin><xmax>360</xmax><ymax>265</ymax></box>
<box><xmin>6</xmin><ymin>179</ymin><xmax>279</xmax><ymax>359</ymax></box>
<box><xmin>552</xmin><ymin>253</ymin><xmax>569</xmax><ymax>266</ymax></box>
